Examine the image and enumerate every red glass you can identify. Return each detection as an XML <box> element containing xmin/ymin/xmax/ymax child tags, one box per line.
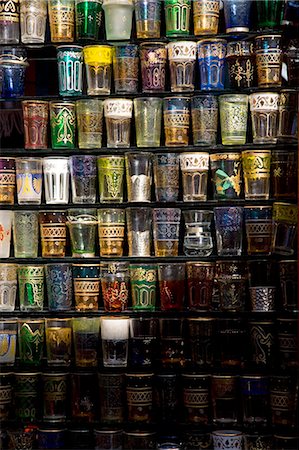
<box><xmin>158</xmin><ymin>263</ymin><xmax>185</xmax><ymax>311</ymax></box>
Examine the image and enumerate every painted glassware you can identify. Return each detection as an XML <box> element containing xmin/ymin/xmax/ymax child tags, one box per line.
<box><xmin>164</xmin><ymin>0</ymin><xmax>191</xmax><ymax>36</ymax></box>
<box><xmin>42</xmin><ymin>372</ymin><xmax>68</xmax><ymax>420</ymax></box>
<box><xmin>98</xmin><ymin>372</ymin><xmax>125</xmax><ymax>423</ymax></box>
<box><xmin>183</xmin><ymin>210</ymin><xmax>213</xmax><ymax>257</ymax></box>
<box><xmin>130</xmin><ymin>264</ymin><xmax>157</xmax><ymax>311</ymax></box>
<box><xmin>214</xmin><ymin>207</ymin><xmax>243</xmax><ymax>257</ymax></box>
<box><xmin>39</xmin><ymin>211</ymin><xmax>67</xmax><ymax>258</ymax></box>
<box><xmin>7</xmin><ymin>430</ymin><xmax>35</xmax><ymax>450</ymax></box>
<box><xmin>135</xmin><ymin>0</ymin><xmax>161</xmax><ymax>38</ymax></box>
<box><xmin>14</xmin><ymin>372</ymin><xmax>40</xmax><ymax>422</ymax></box>
<box><xmin>98</xmin><ymin>209</ymin><xmax>125</xmax><ymax>257</ymax></box>
<box><xmin>286</xmin><ymin>40</ymin><xmax>299</xmax><ymax>87</ymax></box>
<box><xmin>50</xmin><ymin>102</ymin><xmax>76</xmax><ymax>149</ymax></box>
<box><xmin>191</xmin><ymin>94</ymin><xmax>218</xmax><ymax>146</ymax></box>
<box><xmin>45</xmin><ymin>263</ymin><xmax>73</xmax><ymax>311</ymax></box>
<box><xmin>100</xmin><ymin>316</ymin><xmax>130</xmax><ymax>367</ymax></box>
<box><xmin>71</xmin><ymin>372</ymin><xmax>97</xmax><ymax>422</ymax></box>
<box><xmin>97</xmin><ymin>156</ymin><xmax>124</xmax><ymax>203</ymax></box>
<box><xmin>0</xmin><ymin>372</ymin><xmax>13</xmax><ymax>420</ymax></box>
<box><xmin>18</xmin><ymin>265</ymin><xmax>44</xmax><ymax>311</ymax></box>
<box><xmin>129</xmin><ymin>318</ymin><xmax>158</xmax><ymax>367</ymax></box>
<box><xmin>242</xmin><ymin>150</ymin><xmax>271</xmax><ymax>200</ymax></box>
<box><xmin>15</xmin><ymin>157</ymin><xmax>42</xmax><ymax>205</ymax></box>
<box><xmin>104</xmin><ymin>98</ymin><xmax>133</xmax><ymax>148</ymax></box>
<box><xmin>94</xmin><ymin>429</ymin><xmax>123</xmax><ymax>450</ymax></box>
<box><xmin>102</xmin><ymin>0</ymin><xmax>134</xmax><ymax>40</ymax></box>
<box><xmin>249</xmin><ymin>286</ymin><xmax>276</xmax><ymax>312</ymax></box>
<box><xmin>72</xmin><ymin>317</ymin><xmax>100</xmax><ymax>366</ymax></box>
<box><xmin>193</xmin><ymin>0</ymin><xmax>220</xmax><ymax>36</ymax></box>
<box><xmin>0</xmin><ymin>158</ymin><xmax>15</xmax><ymax>205</ymax></box>
<box><xmin>70</xmin><ymin>155</ymin><xmax>97</xmax><ymax>204</ymax></box>
<box><xmin>76</xmin><ymin>99</ymin><xmax>103</xmax><ymax>148</ymax></box>
<box><xmin>163</xmin><ymin>97</ymin><xmax>190</xmax><ymax>146</ymax></box>
<box><xmin>256</xmin><ymin>0</ymin><xmax>284</xmax><ymax>29</ymax></box>
<box><xmin>48</xmin><ymin>0</ymin><xmax>75</xmax><ymax>42</ymax></box>
<box><xmin>134</xmin><ymin>97</ymin><xmax>162</xmax><ymax>147</ymax></box>
<box><xmin>219</xmin><ymin>94</ymin><xmax>248</xmax><ymax>145</ymax></box>
<box><xmin>244</xmin><ymin>206</ymin><xmax>272</xmax><ymax>255</ymax></box>
<box><xmin>277</xmin><ymin>90</ymin><xmax>298</xmax><ymax>143</ymax></box>
<box><xmin>0</xmin><ymin>320</ymin><xmax>17</xmax><ymax>365</ymax></box>
<box><xmin>57</xmin><ymin>45</ymin><xmax>83</xmax><ymax>96</ymax></box>
<box><xmin>18</xmin><ymin>319</ymin><xmax>45</xmax><ymax>366</ymax></box>
<box><xmin>168</xmin><ymin>41</ymin><xmax>197</xmax><ymax>92</ymax></box>
<box><xmin>0</xmin><ymin>210</ymin><xmax>12</xmax><ymax>258</ymax></box>
<box><xmin>226</xmin><ymin>41</ymin><xmax>255</xmax><ymax>88</ymax></box>
<box><xmin>140</xmin><ymin>42</ymin><xmax>167</xmax><ymax>92</ymax></box>
<box><xmin>279</xmin><ymin>260</ymin><xmax>297</xmax><ymax>312</ymax></box>
<box><xmin>255</xmin><ymin>35</ymin><xmax>282</xmax><ymax>87</ymax></box>
<box><xmin>22</xmin><ymin>100</ymin><xmax>49</xmax><ymax>149</ymax></box>
<box><xmin>67</xmin><ymin>208</ymin><xmax>98</xmax><ymax>257</ymax></box>
<box><xmin>126</xmin><ymin>207</ymin><xmax>152</xmax><ymax>257</ymax></box>
<box><xmin>223</xmin><ymin>0</ymin><xmax>252</xmax><ymax>33</ymax></box>
<box><xmin>210</xmin><ymin>153</ymin><xmax>242</xmax><ymax>200</ymax></box>
<box><xmin>277</xmin><ymin>318</ymin><xmax>298</xmax><ymax>368</ymax></box>
<box><xmin>125</xmin><ymin>152</ymin><xmax>152</xmax><ymax>202</ymax></box>
<box><xmin>159</xmin><ymin>318</ymin><xmax>185</xmax><ymax>368</ymax></box>
<box><xmin>124</xmin><ymin>431</ymin><xmax>157</xmax><ymax>449</ymax></box>
<box><xmin>211</xmin><ymin>375</ymin><xmax>239</xmax><ymax>425</ymax></box>
<box><xmin>38</xmin><ymin>428</ymin><xmax>67</xmax><ymax>449</ymax></box>
<box><xmin>43</xmin><ymin>157</ymin><xmax>70</xmax><ymax>204</ymax></box>
<box><xmin>180</xmin><ymin>152</ymin><xmax>209</xmax><ymax>201</ymax></box>
<box><xmin>240</xmin><ymin>376</ymin><xmax>270</xmax><ymax>426</ymax></box>
<box><xmin>0</xmin><ymin>51</ymin><xmax>28</xmax><ymax>98</ymax></box>
<box><xmin>186</xmin><ymin>263</ymin><xmax>215</xmax><ymax>310</ymax></box>
<box><xmin>197</xmin><ymin>38</ymin><xmax>226</xmax><ymax>90</ymax></box>
<box><xmin>212</xmin><ymin>430</ymin><xmax>243</xmax><ymax>449</ymax></box>
<box><xmin>158</xmin><ymin>263</ymin><xmax>185</xmax><ymax>311</ymax></box>
<box><xmin>153</xmin><ymin>208</ymin><xmax>181</xmax><ymax>257</ymax></box>
<box><xmin>75</xmin><ymin>0</ymin><xmax>102</xmax><ymax>40</ymax></box>
<box><xmin>100</xmin><ymin>262</ymin><xmax>129</xmax><ymax>312</ymax></box>
<box><xmin>182</xmin><ymin>373</ymin><xmax>210</xmax><ymax>425</ymax></box>
<box><xmin>83</xmin><ymin>44</ymin><xmax>113</xmax><ymax>95</ymax></box>
<box><xmin>155</xmin><ymin>373</ymin><xmax>179</xmax><ymax>423</ymax></box>
<box><xmin>113</xmin><ymin>43</ymin><xmax>139</xmax><ymax>94</ymax></box>
<box><xmin>0</xmin><ymin>264</ymin><xmax>17</xmax><ymax>312</ymax></box>
<box><xmin>249</xmin><ymin>320</ymin><xmax>275</xmax><ymax>369</ymax></box>
<box><xmin>13</xmin><ymin>210</ymin><xmax>39</xmax><ymax>258</ymax></box>
<box><xmin>73</xmin><ymin>264</ymin><xmax>100</xmax><ymax>310</ymax></box>
<box><xmin>272</xmin><ymin>202</ymin><xmax>297</xmax><ymax>256</ymax></box>
<box><xmin>0</xmin><ymin>0</ymin><xmax>20</xmax><ymax>43</ymax></box>
<box><xmin>45</xmin><ymin>319</ymin><xmax>72</xmax><ymax>366</ymax></box>
<box><xmin>217</xmin><ymin>261</ymin><xmax>247</xmax><ymax>312</ymax></box>
<box><xmin>249</xmin><ymin>92</ymin><xmax>280</xmax><ymax>144</ymax></box>
<box><xmin>271</xmin><ymin>149</ymin><xmax>297</xmax><ymax>199</ymax></box>
<box><xmin>126</xmin><ymin>373</ymin><xmax>154</xmax><ymax>423</ymax></box>
<box><xmin>153</xmin><ymin>153</ymin><xmax>179</xmax><ymax>202</ymax></box>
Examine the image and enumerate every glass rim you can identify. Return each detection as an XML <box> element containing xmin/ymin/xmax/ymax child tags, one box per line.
<box><xmin>139</xmin><ymin>41</ymin><xmax>166</xmax><ymax>48</ymax></box>
<box><xmin>22</xmin><ymin>100</ymin><xmax>49</xmax><ymax>105</ymax></box>
<box><xmin>100</xmin><ymin>316</ymin><xmax>129</xmax><ymax>321</ymax></box>
<box><xmin>212</xmin><ymin>430</ymin><xmax>243</xmax><ymax>437</ymax></box>
<box><xmin>182</xmin><ymin>373</ymin><xmax>211</xmax><ymax>378</ymax></box>
<box><xmin>15</xmin><ymin>157</ymin><xmax>42</xmax><ymax>162</ymax></box>
<box><xmin>197</xmin><ymin>38</ymin><xmax>227</xmax><ymax>45</ymax></box>
<box><xmin>124</xmin><ymin>432</ymin><xmax>156</xmax><ymax>437</ymax></box>
<box><xmin>211</xmin><ymin>375</ymin><xmax>239</xmax><ymax>379</ymax></box>
<box><xmin>0</xmin><ymin>319</ymin><xmax>17</xmax><ymax>323</ymax></box>
<box><xmin>186</xmin><ymin>261</ymin><xmax>215</xmax><ymax>267</ymax></box>
<box><xmin>239</xmin><ymin>375</ymin><xmax>268</xmax><ymax>379</ymax></box>
<box><xmin>124</xmin><ymin>151</ymin><xmax>153</xmax><ymax>157</ymax></box>
<box><xmin>18</xmin><ymin>319</ymin><xmax>44</xmax><ymax>323</ymax></box>
<box><xmin>125</xmin><ymin>372</ymin><xmax>154</xmax><ymax>377</ymax></box>
<box><xmin>14</xmin><ymin>371</ymin><xmax>42</xmax><ymax>376</ymax></box>
<box><xmin>83</xmin><ymin>44</ymin><xmax>113</xmax><ymax>50</ymax></box>
<box><xmin>56</xmin><ymin>45</ymin><xmax>83</xmax><ymax>50</ymax></box>
<box><xmin>255</xmin><ymin>34</ymin><xmax>282</xmax><ymax>39</ymax></box>
<box><xmin>94</xmin><ymin>429</ymin><xmax>123</xmax><ymax>434</ymax></box>
<box><xmin>38</xmin><ymin>428</ymin><xmax>68</xmax><ymax>433</ymax></box>
<box><xmin>45</xmin><ymin>318</ymin><xmax>72</xmax><ymax>322</ymax></box>
<box><xmin>50</xmin><ymin>101</ymin><xmax>75</xmax><ymax>107</ymax></box>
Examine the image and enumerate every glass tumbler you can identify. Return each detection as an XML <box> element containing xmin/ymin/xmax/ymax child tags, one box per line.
<box><xmin>140</xmin><ymin>42</ymin><xmax>167</xmax><ymax>93</ymax></box>
<box><xmin>186</xmin><ymin>262</ymin><xmax>215</xmax><ymax>311</ymax></box>
<box><xmin>249</xmin><ymin>92</ymin><xmax>280</xmax><ymax>144</ymax></box>
<box><xmin>191</xmin><ymin>94</ymin><xmax>218</xmax><ymax>146</ymax></box>
<box><xmin>50</xmin><ymin>101</ymin><xmax>76</xmax><ymax>149</ymax></box>
<box><xmin>255</xmin><ymin>34</ymin><xmax>282</xmax><ymax>87</ymax></box>
<box><xmin>98</xmin><ymin>372</ymin><xmax>125</xmax><ymax>424</ymax></box>
<box><xmin>39</xmin><ymin>211</ymin><xmax>67</xmax><ymax>258</ymax></box>
<box><xmin>164</xmin><ymin>0</ymin><xmax>191</xmax><ymax>36</ymax></box>
<box><xmin>57</xmin><ymin>45</ymin><xmax>83</xmax><ymax>97</ymax></box>
<box><xmin>277</xmin><ymin>89</ymin><xmax>298</xmax><ymax>143</ymax></box>
<box><xmin>94</xmin><ymin>430</ymin><xmax>123</xmax><ymax>450</ymax></box>
<box><xmin>197</xmin><ymin>38</ymin><xmax>226</xmax><ymax>90</ymax></box>
<box><xmin>22</xmin><ymin>100</ymin><xmax>49</xmax><ymax>149</ymax></box>
<box><xmin>223</xmin><ymin>0</ymin><xmax>252</xmax><ymax>33</ymax></box>
<box><xmin>113</xmin><ymin>43</ymin><xmax>139</xmax><ymax>94</ymax></box>
<box><xmin>21</xmin><ymin>0</ymin><xmax>47</xmax><ymax>42</ymax></box>
<box><xmin>45</xmin><ymin>263</ymin><xmax>73</xmax><ymax>311</ymax></box>
<box><xmin>183</xmin><ymin>210</ymin><xmax>214</xmax><ymax>257</ymax></box>
<box><xmin>134</xmin><ymin>98</ymin><xmax>162</xmax><ymax>147</ymax></box>
<box><xmin>43</xmin><ymin>157</ymin><xmax>70</xmax><ymax>204</ymax></box>
<box><xmin>256</xmin><ymin>0</ymin><xmax>284</xmax><ymax>29</ymax></box>
<box><xmin>100</xmin><ymin>262</ymin><xmax>129</xmax><ymax>312</ymax></box>
<box><xmin>42</xmin><ymin>373</ymin><xmax>68</xmax><ymax>421</ymax></box>
<box><xmin>0</xmin><ymin>264</ymin><xmax>17</xmax><ymax>312</ymax></box>
<box><xmin>18</xmin><ymin>265</ymin><xmax>44</xmax><ymax>311</ymax></box>
<box><xmin>0</xmin><ymin>0</ymin><xmax>20</xmax><ymax>43</ymax></box>
<box><xmin>75</xmin><ymin>0</ymin><xmax>102</xmax><ymax>41</ymax></box>
<box><xmin>214</xmin><ymin>207</ymin><xmax>243</xmax><ymax>256</ymax></box>
<box><xmin>102</xmin><ymin>0</ymin><xmax>134</xmax><ymax>40</ymax></box>
<box><xmin>0</xmin><ymin>211</ymin><xmax>12</xmax><ymax>258</ymax></box>
<box><xmin>0</xmin><ymin>52</ymin><xmax>28</xmax><ymax>98</ymax></box>
<box><xmin>159</xmin><ymin>318</ymin><xmax>185</xmax><ymax>368</ymax></box>
<box><xmin>226</xmin><ymin>41</ymin><xmax>255</xmax><ymax>89</ymax></box>
<box><xmin>167</xmin><ymin>41</ymin><xmax>197</xmax><ymax>92</ymax></box>
<box><xmin>244</xmin><ymin>206</ymin><xmax>272</xmax><ymax>255</ymax></box>
<box><xmin>135</xmin><ymin>0</ymin><xmax>161</xmax><ymax>38</ymax></box>
<box><xmin>153</xmin><ymin>208</ymin><xmax>181</xmax><ymax>257</ymax></box>
<box><xmin>180</xmin><ymin>152</ymin><xmax>209</xmax><ymax>201</ymax></box>
<box><xmin>163</xmin><ymin>97</ymin><xmax>190</xmax><ymax>147</ymax></box>
<box><xmin>98</xmin><ymin>209</ymin><xmax>125</xmax><ymax>257</ymax></box>
<box><xmin>0</xmin><ymin>158</ymin><xmax>15</xmax><ymax>205</ymax></box>
<box><xmin>13</xmin><ymin>210</ymin><xmax>39</xmax><ymax>258</ymax></box>
<box><xmin>210</xmin><ymin>153</ymin><xmax>242</xmax><ymax>200</ymax></box>
<box><xmin>72</xmin><ymin>317</ymin><xmax>100</xmax><ymax>367</ymax></box>
<box><xmin>182</xmin><ymin>373</ymin><xmax>210</xmax><ymax>425</ymax></box>
<box><xmin>45</xmin><ymin>318</ymin><xmax>72</xmax><ymax>366</ymax></box>
<box><xmin>125</xmin><ymin>152</ymin><xmax>152</xmax><ymax>202</ymax></box>
<box><xmin>212</xmin><ymin>430</ymin><xmax>243</xmax><ymax>449</ymax></box>
<box><xmin>97</xmin><ymin>156</ymin><xmax>124</xmax><ymax>203</ymax></box>
<box><xmin>0</xmin><ymin>320</ymin><xmax>17</xmax><ymax>365</ymax></box>
<box><xmin>219</xmin><ymin>94</ymin><xmax>248</xmax><ymax>145</ymax></box>
<box><xmin>193</xmin><ymin>0</ymin><xmax>220</xmax><ymax>36</ymax></box>
<box><xmin>16</xmin><ymin>157</ymin><xmax>42</xmax><ymax>205</ymax></box>
<box><xmin>83</xmin><ymin>45</ymin><xmax>113</xmax><ymax>95</ymax></box>
<box><xmin>70</xmin><ymin>155</ymin><xmax>97</xmax><ymax>204</ymax></box>
<box><xmin>104</xmin><ymin>98</ymin><xmax>133</xmax><ymax>148</ymax></box>
<box><xmin>242</xmin><ymin>150</ymin><xmax>271</xmax><ymax>200</ymax></box>
<box><xmin>153</xmin><ymin>153</ymin><xmax>179</xmax><ymax>202</ymax></box>
<box><xmin>211</xmin><ymin>375</ymin><xmax>239</xmax><ymax>425</ymax></box>
<box><xmin>73</xmin><ymin>264</ymin><xmax>100</xmax><ymax>311</ymax></box>
<box><xmin>130</xmin><ymin>264</ymin><xmax>157</xmax><ymax>311</ymax></box>
<box><xmin>100</xmin><ymin>316</ymin><xmax>130</xmax><ymax>367</ymax></box>
<box><xmin>158</xmin><ymin>263</ymin><xmax>185</xmax><ymax>311</ymax></box>
<box><xmin>48</xmin><ymin>0</ymin><xmax>75</xmax><ymax>42</ymax></box>
<box><xmin>188</xmin><ymin>317</ymin><xmax>215</xmax><ymax>368</ymax></box>
<box><xmin>279</xmin><ymin>260</ymin><xmax>297</xmax><ymax>312</ymax></box>
<box><xmin>66</xmin><ymin>208</ymin><xmax>98</xmax><ymax>257</ymax></box>
<box><xmin>272</xmin><ymin>202</ymin><xmax>297</xmax><ymax>256</ymax></box>
<box><xmin>76</xmin><ymin>99</ymin><xmax>103</xmax><ymax>149</ymax></box>
<box><xmin>129</xmin><ymin>317</ymin><xmax>158</xmax><ymax>367</ymax></box>
<box><xmin>126</xmin><ymin>373</ymin><xmax>154</xmax><ymax>424</ymax></box>
<box><xmin>126</xmin><ymin>207</ymin><xmax>152</xmax><ymax>257</ymax></box>
<box><xmin>18</xmin><ymin>318</ymin><xmax>45</xmax><ymax>367</ymax></box>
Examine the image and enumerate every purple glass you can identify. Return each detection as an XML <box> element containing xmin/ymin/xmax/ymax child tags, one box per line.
<box><xmin>70</xmin><ymin>155</ymin><xmax>97</xmax><ymax>204</ymax></box>
<box><xmin>140</xmin><ymin>42</ymin><xmax>167</xmax><ymax>92</ymax></box>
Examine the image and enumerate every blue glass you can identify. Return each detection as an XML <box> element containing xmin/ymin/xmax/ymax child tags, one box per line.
<box><xmin>45</xmin><ymin>263</ymin><xmax>73</xmax><ymax>311</ymax></box>
<box><xmin>240</xmin><ymin>376</ymin><xmax>269</xmax><ymax>396</ymax></box>
<box><xmin>197</xmin><ymin>39</ymin><xmax>227</xmax><ymax>90</ymax></box>
<box><xmin>223</xmin><ymin>0</ymin><xmax>252</xmax><ymax>33</ymax></box>
<box><xmin>72</xmin><ymin>264</ymin><xmax>100</xmax><ymax>280</ymax></box>
<box><xmin>37</xmin><ymin>429</ymin><xmax>66</xmax><ymax>449</ymax></box>
<box><xmin>163</xmin><ymin>96</ymin><xmax>190</xmax><ymax>112</ymax></box>
<box><xmin>0</xmin><ymin>61</ymin><xmax>28</xmax><ymax>98</ymax></box>
<box><xmin>114</xmin><ymin>43</ymin><xmax>139</xmax><ymax>58</ymax></box>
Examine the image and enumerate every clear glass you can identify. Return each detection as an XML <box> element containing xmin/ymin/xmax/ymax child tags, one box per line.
<box><xmin>163</xmin><ymin>97</ymin><xmax>190</xmax><ymax>147</ymax></box>
<box><xmin>73</xmin><ymin>264</ymin><xmax>100</xmax><ymax>311</ymax></box>
<box><xmin>67</xmin><ymin>208</ymin><xmax>97</xmax><ymax>257</ymax></box>
<box><xmin>249</xmin><ymin>92</ymin><xmax>279</xmax><ymax>144</ymax></box>
<box><xmin>214</xmin><ymin>207</ymin><xmax>243</xmax><ymax>256</ymax></box>
<box><xmin>13</xmin><ymin>211</ymin><xmax>39</xmax><ymax>258</ymax></box>
<box><xmin>76</xmin><ymin>99</ymin><xmax>103</xmax><ymax>148</ymax></box>
<box><xmin>240</xmin><ymin>376</ymin><xmax>269</xmax><ymax>426</ymax></box>
<box><xmin>43</xmin><ymin>157</ymin><xmax>70</xmax><ymax>205</ymax></box>
<box><xmin>104</xmin><ymin>99</ymin><xmax>133</xmax><ymax>147</ymax></box>
<box><xmin>158</xmin><ymin>263</ymin><xmax>185</xmax><ymax>311</ymax></box>
<box><xmin>193</xmin><ymin>0</ymin><xmax>220</xmax><ymax>35</ymax></box>
<box><xmin>101</xmin><ymin>316</ymin><xmax>129</xmax><ymax>367</ymax></box>
<box><xmin>72</xmin><ymin>317</ymin><xmax>100</xmax><ymax>367</ymax></box>
<box><xmin>125</xmin><ymin>152</ymin><xmax>152</xmax><ymax>202</ymax></box>
<box><xmin>168</xmin><ymin>41</ymin><xmax>196</xmax><ymax>92</ymax></box>
<box><xmin>97</xmin><ymin>156</ymin><xmax>124</xmax><ymax>203</ymax></box>
<box><xmin>134</xmin><ymin>98</ymin><xmax>162</xmax><ymax>147</ymax></box>
<box><xmin>153</xmin><ymin>208</ymin><xmax>181</xmax><ymax>256</ymax></box>
<box><xmin>219</xmin><ymin>94</ymin><xmax>248</xmax><ymax>145</ymax></box>
<box><xmin>217</xmin><ymin>261</ymin><xmax>247</xmax><ymax>312</ymax></box>
<box><xmin>244</xmin><ymin>206</ymin><xmax>272</xmax><ymax>255</ymax></box>
<box><xmin>191</xmin><ymin>95</ymin><xmax>218</xmax><ymax>146</ymax></box>
<box><xmin>83</xmin><ymin>45</ymin><xmax>113</xmax><ymax>95</ymax></box>
<box><xmin>0</xmin><ymin>211</ymin><xmax>12</xmax><ymax>258</ymax></box>
<box><xmin>242</xmin><ymin>150</ymin><xmax>271</xmax><ymax>200</ymax></box>
<box><xmin>0</xmin><ymin>320</ymin><xmax>17</xmax><ymax>365</ymax></box>
<box><xmin>100</xmin><ymin>262</ymin><xmax>129</xmax><ymax>312</ymax></box>
<box><xmin>180</xmin><ymin>152</ymin><xmax>209</xmax><ymax>201</ymax></box>
<box><xmin>153</xmin><ymin>153</ymin><xmax>180</xmax><ymax>202</ymax></box>
<box><xmin>272</xmin><ymin>202</ymin><xmax>297</xmax><ymax>256</ymax></box>
<box><xmin>16</xmin><ymin>157</ymin><xmax>42</xmax><ymax>205</ymax></box>
<box><xmin>186</xmin><ymin>263</ymin><xmax>215</xmax><ymax>311</ymax></box>
<box><xmin>183</xmin><ymin>210</ymin><xmax>213</xmax><ymax>256</ymax></box>
<box><xmin>45</xmin><ymin>318</ymin><xmax>72</xmax><ymax>366</ymax></box>
<box><xmin>18</xmin><ymin>265</ymin><xmax>44</xmax><ymax>311</ymax></box>
<box><xmin>0</xmin><ymin>0</ymin><xmax>20</xmax><ymax>43</ymax></box>
<box><xmin>48</xmin><ymin>0</ymin><xmax>75</xmax><ymax>42</ymax></box>
<box><xmin>98</xmin><ymin>209</ymin><xmax>125</xmax><ymax>257</ymax></box>
<box><xmin>126</xmin><ymin>207</ymin><xmax>152</xmax><ymax>257</ymax></box>
<box><xmin>211</xmin><ymin>375</ymin><xmax>239</xmax><ymax>424</ymax></box>
<box><xmin>102</xmin><ymin>0</ymin><xmax>134</xmax><ymax>40</ymax></box>
<box><xmin>129</xmin><ymin>318</ymin><xmax>158</xmax><ymax>367</ymax></box>
<box><xmin>135</xmin><ymin>0</ymin><xmax>161</xmax><ymax>38</ymax></box>
<box><xmin>70</xmin><ymin>155</ymin><xmax>97</xmax><ymax>204</ymax></box>
<box><xmin>0</xmin><ymin>264</ymin><xmax>17</xmax><ymax>312</ymax></box>
<box><xmin>113</xmin><ymin>43</ymin><xmax>139</xmax><ymax>94</ymax></box>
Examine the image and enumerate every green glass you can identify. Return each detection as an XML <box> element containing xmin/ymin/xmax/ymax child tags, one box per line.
<box><xmin>76</xmin><ymin>0</ymin><xmax>102</xmax><ymax>40</ymax></box>
<box><xmin>15</xmin><ymin>372</ymin><xmax>41</xmax><ymax>422</ymax></box>
<box><xmin>18</xmin><ymin>265</ymin><xmax>44</xmax><ymax>311</ymax></box>
<box><xmin>256</xmin><ymin>0</ymin><xmax>284</xmax><ymax>29</ymax></box>
<box><xmin>164</xmin><ymin>0</ymin><xmax>191</xmax><ymax>36</ymax></box>
<box><xmin>50</xmin><ymin>101</ymin><xmax>76</xmax><ymax>149</ymax></box>
<box><xmin>130</xmin><ymin>264</ymin><xmax>157</xmax><ymax>311</ymax></box>
<box><xmin>97</xmin><ymin>156</ymin><xmax>125</xmax><ymax>203</ymax></box>
<box><xmin>18</xmin><ymin>320</ymin><xmax>45</xmax><ymax>367</ymax></box>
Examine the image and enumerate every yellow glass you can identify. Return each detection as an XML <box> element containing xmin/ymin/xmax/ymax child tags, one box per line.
<box><xmin>193</xmin><ymin>0</ymin><xmax>220</xmax><ymax>36</ymax></box>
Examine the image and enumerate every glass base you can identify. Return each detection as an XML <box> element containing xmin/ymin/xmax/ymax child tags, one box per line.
<box><xmin>72</xmin><ymin>252</ymin><xmax>95</xmax><ymax>258</ymax></box>
<box><xmin>107</xmin><ymin>143</ymin><xmax>130</xmax><ymax>148</ymax></box>
<box><xmin>226</xmin><ymin>27</ymin><xmax>249</xmax><ymax>33</ymax></box>
<box><xmin>87</xmin><ymin>89</ymin><xmax>110</xmax><ymax>95</ymax></box>
<box><xmin>171</xmin><ymin>86</ymin><xmax>195</xmax><ymax>92</ymax></box>
<box><xmin>222</xmin><ymin>137</ymin><xmax>246</xmax><ymax>145</ymax></box>
<box><xmin>45</xmin><ymin>200</ymin><xmax>69</xmax><ymax>204</ymax></box>
<box><xmin>253</xmin><ymin>137</ymin><xmax>277</xmax><ymax>144</ymax></box>
<box><xmin>18</xmin><ymin>199</ymin><xmax>41</xmax><ymax>205</ymax></box>
<box><xmin>244</xmin><ymin>195</ymin><xmax>269</xmax><ymax>200</ymax></box>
